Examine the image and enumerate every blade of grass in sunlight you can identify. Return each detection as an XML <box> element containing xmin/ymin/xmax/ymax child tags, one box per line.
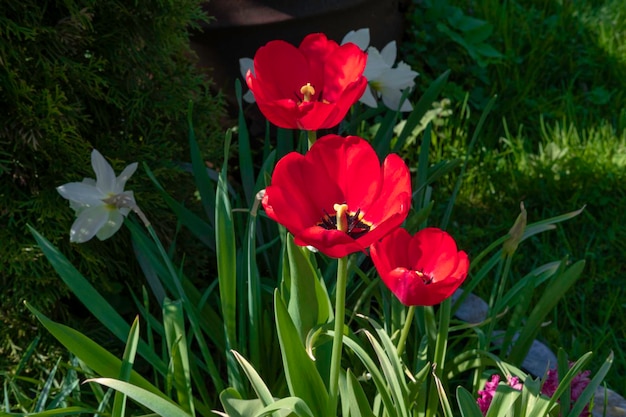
<box><xmin>395</xmin><ymin>70</ymin><xmax>450</xmax><ymax>153</ymax></box>
<box><xmin>441</xmin><ymin>95</ymin><xmax>496</xmax><ymax>230</ymax></box>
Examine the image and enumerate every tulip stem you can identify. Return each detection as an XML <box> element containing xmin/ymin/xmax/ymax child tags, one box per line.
<box><xmin>426</xmin><ymin>298</ymin><xmax>451</xmax><ymax>417</ymax></box>
<box><xmin>307</xmin><ymin>130</ymin><xmax>316</xmax><ymax>150</ymax></box>
<box><xmin>328</xmin><ymin>255</ymin><xmax>348</xmax><ymax>416</ymax></box>
<box><xmin>396</xmin><ymin>305</ymin><xmax>416</xmax><ymax>357</ymax></box>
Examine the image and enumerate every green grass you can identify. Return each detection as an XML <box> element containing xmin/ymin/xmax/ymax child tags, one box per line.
<box><xmin>403</xmin><ymin>0</ymin><xmax>626</xmax><ymax>394</ymax></box>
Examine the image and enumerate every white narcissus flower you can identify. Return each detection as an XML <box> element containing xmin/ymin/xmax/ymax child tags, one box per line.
<box><xmin>361</xmin><ymin>41</ymin><xmax>419</xmax><ymax>112</ymax></box>
<box><xmin>57</xmin><ymin>149</ymin><xmax>138</xmax><ymax>243</ymax></box>
<box><xmin>342</xmin><ymin>28</ymin><xmax>419</xmax><ymax>112</ymax></box>
<box><xmin>341</xmin><ymin>28</ymin><xmax>370</xmax><ymax>51</ymax></box>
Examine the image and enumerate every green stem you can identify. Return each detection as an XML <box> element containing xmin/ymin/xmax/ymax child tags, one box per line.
<box><xmin>396</xmin><ymin>306</ymin><xmax>416</xmax><ymax>357</ymax></box>
<box><xmin>328</xmin><ymin>256</ymin><xmax>348</xmax><ymax>416</ymax></box>
<box><xmin>426</xmin><ymin>298</ymin><xmax>451</xmax><ymax>417</ymax></box>
<box><xmin>307</xmin><ymin>130</ymin><xmax>317</xmax><ymax>150</ymax></box>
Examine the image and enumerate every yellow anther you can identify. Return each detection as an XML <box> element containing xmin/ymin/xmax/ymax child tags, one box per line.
<box><xmin>300</xmin><ymin>83</ymin><xmax>315</xmax><ymax>102</ymax></box>
<box><xmin>333</xmin><ymin>203</ymin><xmax>349</xmax><ymax>233</ymax></box>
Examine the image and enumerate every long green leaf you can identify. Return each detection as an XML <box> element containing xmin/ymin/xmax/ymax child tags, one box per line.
<box><xmin>188</xmin><ymin>101</ymin><xmax>217</xmax><ymax>227</ymax></box>
<box><xmin>235</xmin><ymin>79</ymin><xmax>255</xmax><ymax>206</ymax></box>
<box><xmin>0</xmin><ymin>407</ymin><xmax>95</xmax><ymax>416</ymax></box>
<box><xmin>143</xmin><ymin>164</ymin><xmax>215</xmax><ymax>250</ymax></box>
<box><xmin>216</xmin><ymin>129</ymin><xmax>242</xmax><ymax>391</ymax></box>
<box><xmin>163</xmin><ymin>299</ymin><xmax>195</xmax><ymax>415</ymax></box>
<box><xmin>219</xmin><ymin>388</ymin><xmax>265</xmax><ymax>417</ymax></box>
<box><xmin>256</xmin><ymin>397</ymin><xmax>315</xmax><ymax>417</ymax></box>
<box><xmin>25</xmin><ymin>303</ymin><xmax>169</xmax><ymax>401</ymax></box>
<box><xmin>27</xmin><ymin>226</ymin><xmax>167</xmax><ymax>375</ymax></box>
<box><xmin>111</xmin><ymin>316</ymin><xmax>140</xmax><ymax>417</ymax></box>
<box><xmin>87</xmin><ymin>378</ymin><xmax>192</xmax><ymax>417</ymax></box>
<box><xmin>231</xmin><ymin>351</ymin><xmax>274</xmax><ymax>406</ymax></box>
<box><xmin>456</xmin><ymin>387</ymin><xmax>484</xmax><ymax>417</ymax></box>
<box><xmin>274</xmin><ymin>291</ymin><xmax>329</xmax><ymax>417</ymax></box>
<box><xmin>566</xmin><ymin>352</ymin><xmax>613</xmax><ymax>417</ymax></box>
<box><xmin>507</xmin><ymin>260</ymin><xmax>585</xmax><ymax>363</ymax></box>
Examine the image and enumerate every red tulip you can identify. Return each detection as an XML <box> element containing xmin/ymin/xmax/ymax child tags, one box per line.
<box><xmin>246</xmin><ymin>33</ymin><xmax>368</xmax><ymax>130</ymax></box>
<box><xmin>262</xmin><ymin>134</ymin><xmax>411</xmax><ymax>258</ymax></box>
<box><xmin>370</xmin><ymin>228</ymin><xmax>469</xmax><ymax>306</ymax></box>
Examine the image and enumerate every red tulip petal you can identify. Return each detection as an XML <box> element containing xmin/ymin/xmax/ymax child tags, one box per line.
<box><xmin>265</xmin><ymin>151</ymin><xmax>344</xmax><ymax>229</ymax></box>
<box><xmin>251</xmin><ymin>40</ymin><xmax>309</xmax><ymax>101</ymax></box>
<box><xmin>298</xmin><ymin>33</ymin><xmax>338</xmax><ymax>90</ymax></box>
<box><xmin>308</xmin><ymin>135</ymin><xmax>381</xmax><ymax>208</ymax></box>
<box><xmin>410</xmin><ymin>228</ymin><xmax>461</xmax><ymax>280</ymax></box>
<box><xmin>370</xmin><ymin>228</ymin><xmax>413</xmax><ymax>274</ymax></box>
<box><xmin>361</xmin><ymin>153</ymin><xmax>412</xmax><ymax>225</ymax></box>
<box><xmin>323</xmin><ymin>43</ymin><xmax>368</xmax><ymax>101</ymax></box>
<box><xmin>295</xmin><ymin>227</ymin><xmax>365</xmax><ymax>258</ymax></box>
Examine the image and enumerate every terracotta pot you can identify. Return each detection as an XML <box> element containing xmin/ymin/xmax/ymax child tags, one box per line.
<box><xmin>190</xmin><ymin>0</ymin><xmax>404</xmax><ymax>106</ymax></box>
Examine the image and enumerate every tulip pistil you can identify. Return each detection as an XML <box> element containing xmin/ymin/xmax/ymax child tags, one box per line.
<box><xmin>300</xmin><ymin>83</ymin><xmax>315</xmax><ymax>102</ymax></box>
<box><xmin>413</xmin><ymin>270</ymin><xmax>434</xmax><ymax>285</ymax></box>
<box><xmin>319</xmin><ymin>204</ymin><xmax>371</xmax><ymax>238</ymax></box>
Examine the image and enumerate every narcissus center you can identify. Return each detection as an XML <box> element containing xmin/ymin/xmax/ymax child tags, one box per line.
<box><xmin>318</xmin><ymin>203</ymin><xmax>372</xmax><ymax>239</ymax></box>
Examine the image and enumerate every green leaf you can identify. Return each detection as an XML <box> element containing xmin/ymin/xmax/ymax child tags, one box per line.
<box><xmin>566</xmin><ymin>352</ymin><xmax>613</xmax><ymax>417</ymax></box>
<box><xmin>342</xmin><ymin>335</ymin><xmax>399</xmax><ymax>417</ymax></box>
<box><xmin>274</xmin><ymin>291</ymin><xmax>329</xmax><ymax>417</ymax></box>
<box><xmin>188</xmin><ymin>102</ymin><xmax>216</xmax><ymax>227</ymax></box>
<box><xmin>235</xmin><ymin>78</ymin><xmax>255</xmax><ymax>206</ymax></box>
<box><xmin>25</xmin><ymin>303</ymin><xmax>169</xmax><ymax>401</ymax></box>
<box><xmin>343</xmin><ymin>370</ymin><xmax>375</xmax><ymax>417</ymax></box>
<box><xmin>231</xmin><ymin>350</ymin><xmax>274</xmax><ymax>406</ymax></box>
<box><xmin>256</xmin><ymin>397</ymin><xmax>315</xmax><ymax>417</ymax></box>
<box><xmin>163</xmin><ymin>299</ymin><xmax>195</xmax><ymax>415</ymax></box>
<box><xmin>507</xmin><ymin>260</ymin><xmax>585</xmax><ymax>363</ymax></box>
<box><xmin>87</xmin><ymin>378</ymin><xmax>192</xmax><ymax>417</ymax></box>
<box><xmin>456</xmin><ymin>387</ymin><xmax>484</xmax><ymax>417</ymax></box>
<box><xmin>216</xmin><ymin>128</ymin><xmax>242</xmax><ymax>391</ymax></box>
<box><xmin>363</xmin><ymin>331</ymin><xmax>409</xmax><ymax>417</ymax></box>
<box><xmin>0</xmin><ymin>407</ymin><xmax>95</xmax><ymax>416</ymax></box>
<box><xmin>27</xmin><ymin>226</ymin><xmax>167</xmax><ymax>375</ymax></box>
<box><xmin>285</xmin><ymin>234</ymin><xmax>330</xmax><ymax>342</ymax></box>
<box><xmin>485</xmin><ymin>385</ymin><xmax>521</xmax><ymax>417</ymax></box>
<box><xmin>143</xmin><ymin>164</ymin><xmax>215</xmax><ymax>250</ymax></box>
<box><xmin>111</xmin><ymin>316</ymin><xmax>141</xmax><ymax>417</ymax></box>
<box><xmin>219</xmin><ymin>388</ymin><xmax>266</xmax><ymax>417</ymax></box>
<box><xmin>395</xmin><ymin>70</ymin><xmax>450</xmax><ymax>153</ymax></box>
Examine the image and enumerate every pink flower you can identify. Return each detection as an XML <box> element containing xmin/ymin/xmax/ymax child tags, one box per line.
<box><xmin>542</xmin><ymin>364</ymin><xmax>591</xmax><ymax>417</ymax></box>
<box><xmin>477</xmin><ymin>374</ymin><xmax>523</xmax><ymax>415</ymax></box>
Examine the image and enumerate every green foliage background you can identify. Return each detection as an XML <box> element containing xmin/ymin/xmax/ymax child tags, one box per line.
<box><xmin>0</xmin><ymin>0</ymin><xmax>224</xmax><ymax>359</ymax></box>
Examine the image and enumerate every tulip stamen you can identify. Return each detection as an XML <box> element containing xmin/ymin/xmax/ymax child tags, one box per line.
<box><xmin>319</xmin><ymin>205</ymin><xmax>371</xmax><ymax>239</ymax></box>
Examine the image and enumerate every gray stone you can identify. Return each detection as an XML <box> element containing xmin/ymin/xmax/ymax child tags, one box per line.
<box><xmin>593</xmin><ymin>386</ymin><xmax>626</xmax><ymax>417</ymax></box>
<box><xmin>451</xmin><ymin>288</ymin><xmax>489</xmax><ymax>323</ymax></box>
